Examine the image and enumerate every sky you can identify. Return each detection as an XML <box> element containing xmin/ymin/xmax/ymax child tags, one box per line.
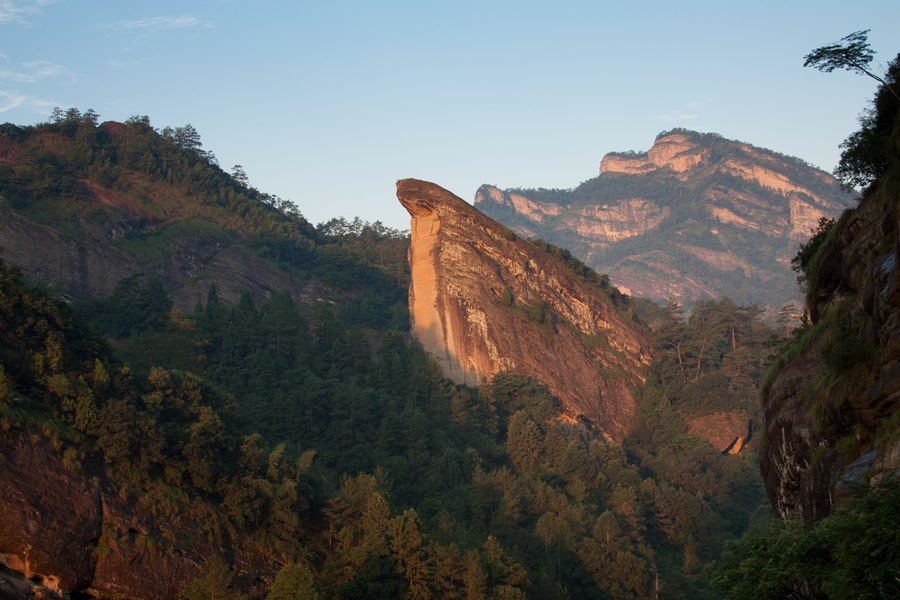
<box><xmin>1</xmin><ymin>1</ymin><xmax>898</xmax><ymax>231</ymax></box>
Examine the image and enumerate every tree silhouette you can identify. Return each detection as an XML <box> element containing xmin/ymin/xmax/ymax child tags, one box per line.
<box><xmin>804</xmin><ymin>30</ymin><xmax>900</xmax><ymax>102</ymax></box>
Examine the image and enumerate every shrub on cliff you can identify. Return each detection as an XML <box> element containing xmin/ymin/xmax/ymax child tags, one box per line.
<box><xmin>707</xmin><ymin>482</ymin><xmax>900</xmax><ymax>599</ymax></box>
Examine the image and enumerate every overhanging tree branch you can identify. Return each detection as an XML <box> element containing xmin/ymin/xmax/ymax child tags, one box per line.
<box><xmin>804</xmin><ymin>30</ymin><xmax>900</xmax><ymax>103</ymax></box>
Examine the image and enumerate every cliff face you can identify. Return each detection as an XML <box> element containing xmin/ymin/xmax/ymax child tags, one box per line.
<box><xmin>759</xmin><ymin>173</ymin><xmax>900</xmax><ymax>521</ymax></box>
<box><xmin>476</xmin><ymin>130</ymin><xmax>854</xmax><ymax>309</ymax></box>
<box><xmin>397</xmin><ymin>178</ymin><xmax>651</xmax><ymax>440</ymax></box>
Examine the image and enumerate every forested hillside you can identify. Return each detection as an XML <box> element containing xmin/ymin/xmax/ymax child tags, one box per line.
<box><xmin>0</xmin><ymin>111</ymin><xmax>775</xmax><ymax>598</ymax></box>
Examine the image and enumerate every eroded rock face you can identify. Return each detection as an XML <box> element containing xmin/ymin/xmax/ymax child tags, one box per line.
<box><xmin>686</xmin><ymin>411</ymin><xmax>753</xmax><ymax>454</ymax></box>
<box><xmin>760</xmin><ymin>173</ymin><xmax>900</xmax><ymax>521</ymax></box>
<box><xmin>398</xmin><ymin>178</ymin><xmax>651</xmax><ymax>440</ymax></box>
<box><xmin>0</xmin><ymin>203</ymin><xmax>325</xmax><ymax>319</ymax></box>
<box><xmin>0</xmin><ymin>435</ymin><xmax>101</xmax><ymax>595</ymax></box>
<box><xmin>759</xmin><ymin>344</ymin><xmax>834</xmax><ymax>521</ymax></box>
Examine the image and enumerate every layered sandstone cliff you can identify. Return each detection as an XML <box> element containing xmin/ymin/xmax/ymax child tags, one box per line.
<box><xmin>476</xmin><ymin>130</ymin><xmax>854</xmax><ymax>308</ymax></box>
<box><xmin>397</xmin><ymin>178</ymin><xmax>651</xmax><ymax>440</ymax></box>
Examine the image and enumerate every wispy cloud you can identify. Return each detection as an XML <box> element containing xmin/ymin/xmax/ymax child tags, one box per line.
<box><xmin>0</xmin><ymin>51</ymin><xmax>69</xmax><ymax>117</ymax></box>
<box><xmin>105</xmin><ymin>15</ymin><xmax>214</xmax><ymax>51</ymax></box>
<box><xmin>0</xmin><ymin>0</ymin><xmax>56</xmax><ymax>26</ymax></box>
<box><xmin>0</xmin><ymin>59</ymin><xmax>72</xmax><ymax>83</ymax></box>
<box><xmin>107</xmin><ymin>58</ymin><xmax>142</xmax><ymax>69</ymax></box>
<box><xmin>657</xmin><ymin>101</ymin><xmax>702</xmax><ymax>124</ymax></box>
<box><xmin>0</xmin><ymin>90</ymin><xmax>27</xmax><ymax>111</ymax></box>
<box><xmin>0</xmin><ymin>90</ymin><xmax>56</xmax><ymax>115</ymax></box>
<box><xmin>116</xmin><ymin>15</ymin><xmax>211</xmax><ymax>31</ymax></box>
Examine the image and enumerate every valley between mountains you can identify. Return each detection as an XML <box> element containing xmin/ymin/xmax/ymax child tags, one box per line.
<box><xmin>0</xmin><ymin>94</ymin><xmax>897</xmax><ymax>598</ymax></box>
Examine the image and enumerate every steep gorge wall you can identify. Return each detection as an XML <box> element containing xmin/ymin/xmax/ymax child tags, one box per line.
<box><xmin>398</xmin><ymin>179</ymin><xmax>651</xmax><ymax>440</ymax></box>
<box><xmin>760</xmin><ymin>174</ymin><xmax>900</xmax><ymax>521</ymax></box>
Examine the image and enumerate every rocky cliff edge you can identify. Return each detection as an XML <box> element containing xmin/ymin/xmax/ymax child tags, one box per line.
<box><xmin>760</xmin><ymin>171</ymin><xmax>900</xmax><ymax>522</ymax></box>
<box><xmin>397</xmin><ymin>178</ymin><xmax>652</xmax><ymax>441</ymax></box>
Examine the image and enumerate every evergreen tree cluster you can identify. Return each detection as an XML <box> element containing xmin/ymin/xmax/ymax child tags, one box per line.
<box><xmin>0</xmin><ymin>250</ymin><xmax>774</xmax><ymax>598</ymax></box>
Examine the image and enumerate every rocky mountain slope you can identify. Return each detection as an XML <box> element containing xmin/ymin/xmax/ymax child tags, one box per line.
<box><xmin>0</xmin><ymin>428</ymin><xmax>256</xmax><ymax>599</ymax></box>
<box><xmin>397</xmin><ymin>178</ymin><xmax>652</xmax><ymax>440</ymax></box>
<box><xmin>476</xmin><ymin>129</ymin><xmax>855</xmax><ymax>309</ymax></box>
<box><xmin>759</xmin><ymin>168</ymin><xmax>900</xmax><ymax>522</ymax></box>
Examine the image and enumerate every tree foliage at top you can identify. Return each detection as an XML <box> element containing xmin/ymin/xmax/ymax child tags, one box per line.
<box><xmin>804</xmin><ymin>31</ymin><xmax>900</xmax><ymax>190</ymax></box>
<box><xmin>804</xmin><ymin>30</ymin><xmax>900</xmax><ymax>101</ymax></box>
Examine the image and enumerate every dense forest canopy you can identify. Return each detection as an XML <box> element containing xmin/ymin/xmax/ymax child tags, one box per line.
<box><xmin>0</xmin><ymin>108</ymin><xmax>781</xmax><ymax>598</ymax></box>
<box><xmin>0</xmin><ymin>254</ymin><xmax>772</xmax><ymax>599</ymax></box>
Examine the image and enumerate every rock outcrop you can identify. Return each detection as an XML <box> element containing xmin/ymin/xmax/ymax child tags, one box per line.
<box><xmin>476</xmin><ymin>130</ymin><xmax>854</xmax><ymax>309</ymax></box>
<box><xmin>397</xmin><ymin>178</ymin><xmax>651</xmax><ymax>440</ymax></box>
<box><xmin>759</xmin><ymin>168</ymin><xmax>900</xmax><ymax>522</ymax></box>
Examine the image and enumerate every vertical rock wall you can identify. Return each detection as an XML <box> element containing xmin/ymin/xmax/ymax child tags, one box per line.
<box><xmin>398</xmin><ymin>178</ymin><xmax>652</xmax><ymax>440</ymax></box>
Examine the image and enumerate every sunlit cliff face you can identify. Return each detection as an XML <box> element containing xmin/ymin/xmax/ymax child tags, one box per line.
<box><xmin>397</xmin><ymin>178</ymin><xmax>651</xmax><ymax>441</ymax></box>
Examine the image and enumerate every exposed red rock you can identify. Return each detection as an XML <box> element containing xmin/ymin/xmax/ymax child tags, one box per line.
<box><xmin>0</xmin><ymin>429</ymin><xmax>269</xmax><ymax>599</ymax></box>
<box><xmin>397</xmin><ymin>178</ymin><xmax>652</xmax><ymax>440</ymax></box>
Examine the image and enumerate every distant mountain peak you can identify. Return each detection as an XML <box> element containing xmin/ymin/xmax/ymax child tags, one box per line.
<box><xmin>600</xmin><ymin>129</ymin><xmax>707</xmax><ymax>175</ymax></box>
<box><xmin>476</xmin><ymin>131</ymin><xmax>855</xmax><ymax>308</ymax></box>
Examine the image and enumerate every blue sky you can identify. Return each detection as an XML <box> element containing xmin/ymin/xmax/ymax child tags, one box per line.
<box><xmin>2</xmin><ymin>1</ymin><xmax>898</xmax><ymax>230</ymax></box>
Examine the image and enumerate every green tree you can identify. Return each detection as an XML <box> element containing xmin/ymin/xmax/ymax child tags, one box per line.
<box><xmin>791</xmin><ymin>217</ymin><xmax>835</xmax><ymax>285</ymax></box>
<box><xmin>171</xmin><ymin>124</ymin><xmax>203</xmax><ymax>154</ymax></box>
<box><xmin>805</xmin><ymin>32</ymin><xmax>900</xmax><ymax>190</ymax></box>
<box><xmin>231</xmin><ymin>164</ymin><xmax>249</xmax><ymax>187</ymax></box>
<box><xmin>389</xmin><ymin>508</ymin><xmax>432</xmax><ymax>598</ymax></box>
<box><xmin>506</xmin><ymin>411</ymin><xmax>542</xmax><ymax>473</ymax></box>
<box><xmin>804</xmin><ymin>30</ymin><xmax>900</xmax><ymax>102</ymax></box>
<box><xmin>178</xmin><ymin>556</ymin><xmax>249</xmax><ymax>600</ymax></box>
<box><xmin>267</xmin><ymin>563</ymin><xmax>319</xmax><ymax>600</ymax></box>
<box><xmin>483</xmin><ymin>535</ymin><xmax>529</xmax><ymax>597</ymax></box>
<box><xmin>707</xmin><ymin>484</ymin><xmax>900</xmax><ymax>599</ymax></box>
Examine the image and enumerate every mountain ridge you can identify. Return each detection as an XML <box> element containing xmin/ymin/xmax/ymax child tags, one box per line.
<box><xmin>475</xmin><ymin>129</ymin><xmax>855</xmax><ymax>309</ymax></box>
<box><xmin>0</xmin><ymin>117</ymin><xmax>409</xmax><ymax>327</ymax></box>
